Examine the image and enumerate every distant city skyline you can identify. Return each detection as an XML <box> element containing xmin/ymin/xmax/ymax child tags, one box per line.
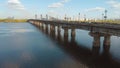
<box><xmin>0</xmin><ymin>0</ymin><xmax>120</xmax><ymax>19</ymax></box>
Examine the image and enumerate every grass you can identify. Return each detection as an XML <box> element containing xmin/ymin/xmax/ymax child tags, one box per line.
<box><xmin>0</xmin><ymin>19</ymin><xmax>27</xmax><ymax>23</ymax></box>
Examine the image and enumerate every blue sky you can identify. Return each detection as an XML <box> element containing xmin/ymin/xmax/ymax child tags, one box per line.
<box><xmin>0</xmin><ymin>0</ymin><xmax>120</xmax><ymax>19</ymax></box>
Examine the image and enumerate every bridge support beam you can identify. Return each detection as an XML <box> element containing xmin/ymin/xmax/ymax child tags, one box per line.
<box><xmin>90</xmin><ymin>32</ymin><xmax>100</xmax><ymax>47</ymax></box>
<box><xmin>50</xmin><ymin>25</ymin><xmax>55</xmax><ymax>37</ymax></box>
<box><xmin>45</xmin><ymin>24</ymin><xmax>49</xmax><ymax>34</ymax></box>
<box><xmin>71</xmin><ymin>29</ymin><xmax>75</xmax><ymax>37</ymax></box>
<box><xmin>41</xmin><ymin>23</ymin><xmax>44</xmax><ymax>31</ymax></box>
<box><xmin>103</xmin><ymin>34</ymin><xmax>111</xmax><ymax>46</ymax></box>
<box><xmin>57</xmin><ymin>25</ymin><xmax>62</xmax><ymax>42</ymax></box>
<box><xmin>102</xmin><ymin>35</ymin><xmax>111</xmax><ymax>56</ymax></box>
<box><xmin>64</xmin><ymin>28</ymin><xmax>69</xmax><ymax>43</ymax></box>
<box><xmin>71</xmin><ymin>28</ymin><xmax>76</xmax><ymax>42</ymax></box>
<box><xmin>57</xmin><ymin>25</ymin><xmax>61</xmax><ymax>36</ymax></box>
<box><xmin>93</xmin><ymin>33</ymin><xmax>100</xmax><ymax>47</ymax></box>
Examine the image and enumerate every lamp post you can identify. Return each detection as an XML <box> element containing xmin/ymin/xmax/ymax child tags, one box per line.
<box><xmin>64</xmin><ymin>14</ymin><xmax>67</xmax><ymax>21</ymax></box>
<box><xmin>102</xmin><ymin>13</ymin><xmax>104</xmax><ymax>22</ymax></box>
<box><xmin>84</xmin><ymin>14</ymin><xmax>86</xmax><ymax>22</ymax></box>
<box><xmin>78</xmin><ymin>13</ymin><xmax>80</xmax><ymax>22</ymax></box>
<box><xmin>104</xmin><ymin>10</ymin><xmax>107</xmax><ymax>21</ymax></box>
<box><xmin>35</xmin><ymin>14</ymin><xmax>37</xmax><ymax>19</ymax></box>
<box><xmin>40</xmin><ymin>14</ymin><xmax>42</xmax><ymax>20</ymax></box>
<box><xmin>46</xmin><ymin>14</ymin><xmax>48</xmax><ymax>20</ymax></box>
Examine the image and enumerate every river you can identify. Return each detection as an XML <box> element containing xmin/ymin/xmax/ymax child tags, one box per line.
<box><xmin>0</xmin><ymin>23</ymin><xmax>120</xmax><ymax>68</ymax></box>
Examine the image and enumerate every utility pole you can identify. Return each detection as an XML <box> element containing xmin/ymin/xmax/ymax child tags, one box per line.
<box><xmin>84</xmin><ymin>14</ymin><xmax>86</xmax><ymax>22</ymax></box>
<box><xmin>35</xmin><ymin>14</ymin><xmax>37</xmax><ymax>19</ymax></box>
<box><xmin>73</xmin><ymin>15</ymin><xmax>74</xmax><ymax>21</ymax></box>
<box><xmin>40</xmin><ymin>14</ymin><xmax>42</xmax><ymax>20</ymax></box>
<box><xmin>104</xmin><ymin>10</ymin><xmax>107</xmax><ymax>21</ymax></box>
<box><xmin>46</xmin><ymin>14</ymin><xmax>48</xmax><ymax>20</ymax></box>
<box><xmin>102</xmin><ymin>13</ymin><xmax>104</xmax><ymax>22</ymax></box>
<box><xmin>64</xmin><ymin>14</ymin><xmax>67</xmax><ymax>21</ymax></box>
<box><xmin>78</xmin><ymin>13</ymin><xmax>80</xmax><ymax>21</ymax></box>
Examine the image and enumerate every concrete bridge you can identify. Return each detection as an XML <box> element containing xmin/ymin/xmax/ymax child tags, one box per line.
<box><xmin>28</xmin><ymin>19</ymin><xmax>120</xmax><ymax>36</ymax></box>
<box><xmin>27</xmin><ymin>19</ymin><xmax>120</xmax><ymax>47</ymax></box>
<box><xmin>32</xmin><ymin>21</ymin><xmax>120</xmax><ymax>68</ymax></box>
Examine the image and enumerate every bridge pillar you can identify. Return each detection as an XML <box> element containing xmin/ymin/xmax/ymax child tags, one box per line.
<box><xmin>35</xmin><ymin>21</ymin><xmax>38</xmax><ymax>26</ymax></box>
<box><xmin>34</xmin><ymin>21</ymin><xmax>36</xmax><ymax>25</ymax></box>
<box><xmin>71</xmin><ymin>28</ymin><xmax>76</xmax><ymax>38</ymax></box>
<box><xmin>57</xmin><ymin>25</ymin><xmax>61</xmax><ymax>35</ymax></box>
<box><xmin>92</xmin><ymin>46</ymin><xmax>100</xmax><ymax>57</ymax></box>
<box><xmin>45</xmin><ymin>24</ymin><xmax>49</xmax><ymax>34</ymax></box>
<box><xmin>57</xmin><ymin>25</ymin><xmax>62</xmax><ymax>42</ymax></box>
<box><xmin>64</xmin><ymin>28</ymin><xmax>69</xmax><ymax>43</ymax></box>
<box><xmin>71</xmin><ymin>28</ymin><xmax>76</xmax><ymax>42</ymax></box>
<box><xmin>38</xmin><ymin>22</ymin><xmax>40</xmax><ymax>27</ymax></box>
<box><xmin>93</xmin><ymin>33</ymin><xmax>100</xmax><ymax>47</ymax></box>
<box><xmin>103</xmin><ymin>34</ymin><xmax>111</xmax><ymax>46</ymax></box>
<box><xmin>37</xmin><ymin>22</ymin><xmax>39</xmax><ymax>26</ymax></box>
<box><xmin>39</xmin><ymin>22</ymin><xmax>42</xmax><ymax>27</ymax></box>
<box><xmin>41</xmin><ymin>23</ymin><xmax>44</xmax><ymax>30</ymax></box>
<box><xmin>89</xmin><ymin>32</ymin><xmax>101</xmax><ymax>47</ymax></box>
<box><xmin>50</xmin><ymin>25</ymin><xmax>55</xmax><ymax>37</ymax></box>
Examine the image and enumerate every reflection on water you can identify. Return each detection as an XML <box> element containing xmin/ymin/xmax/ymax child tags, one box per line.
<box><xmin>0</xmin><ymin>23</ymin><xmax>120</xmax><ymax>68</ymax></box>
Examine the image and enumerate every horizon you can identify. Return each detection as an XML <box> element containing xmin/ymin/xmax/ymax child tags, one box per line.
<box><xmin>0</xmin><ymin>0</ymin><xmax>120</xmax><ymax>19</ymax></box>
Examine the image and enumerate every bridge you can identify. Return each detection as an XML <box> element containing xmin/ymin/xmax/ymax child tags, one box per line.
<box><xmin>29</xmin><ymin>20</ymin><xmax>120</xmax><ymax>68</ymax></box>
<box><xmin>28</xmin><ymin>19</ymin><xmax>120</xmax><ymax>47</ymax></box>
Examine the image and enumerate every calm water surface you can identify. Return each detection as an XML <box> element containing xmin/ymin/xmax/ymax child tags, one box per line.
<box><xmin>0</xmin><ymin>23</ymin><xmax>120</xmax><ymax>68</ymax></box>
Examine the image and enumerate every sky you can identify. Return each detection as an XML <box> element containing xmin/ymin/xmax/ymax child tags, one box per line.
<box><xmin>0</xmin><ymin>0</ymin><xmax>120</xmax><ymax>19</ymax></box>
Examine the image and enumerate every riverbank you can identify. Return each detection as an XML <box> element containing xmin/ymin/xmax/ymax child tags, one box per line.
<box><xmin>0</xmin><ymin>19</ymin><xmax>27</xmax><ymax>23</ymax></box>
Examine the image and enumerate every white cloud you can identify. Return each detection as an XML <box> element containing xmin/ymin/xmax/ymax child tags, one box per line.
<box><xmin>7</xmin><ymin>0</ymin><xmax>25</xmax><ymax>10</ymax></box>
<box><xmin>48</xmin><ymin>0</ymin><xmax>70</xmax><ymax>8</ymax></box>
<box><xmin>48</xmin><ymin>2</ymin><xmax>63</xmax><ymax>8</ymax></box>
<box><xmin>85</xmin><ymin>7</ymin><xmax>105</xmax><ymax>12</ymax></box>
<box><xmin>107</xmin><ymin>0</ymin><xmax>120</xmax><ymax>9</ymax></box>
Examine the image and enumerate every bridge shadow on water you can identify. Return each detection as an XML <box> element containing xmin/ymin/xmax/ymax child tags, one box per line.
<box><xmin>33</xmin><ymin>23</ymin><xmax>120</xmax><ymax>68</ymax></box>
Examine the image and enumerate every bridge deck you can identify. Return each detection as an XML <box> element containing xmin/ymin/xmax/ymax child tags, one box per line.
<box><xmin>28</xmin><ymin>19</ymin><xmax>120</xmax><ymax>36</ymax></box>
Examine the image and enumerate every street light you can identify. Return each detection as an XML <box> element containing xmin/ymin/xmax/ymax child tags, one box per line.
<box><xmin>78</xmin><ymin>13</ymin><xmax>80</xmax><ymax>21</ymax></box>
<box><xmin>104</xmin><ymin>9</ymin><xmax>107</xmax><ymax>20</ymax></box>
<box><xmin>35</xmin><ymin>14</ymin><xmax>37</xmax><ymax>19</ymax></box>
<box><xmin>102</xmin><ymin>13</ymin><xmax>104</xmax><ymax>22</ymax></box>
<box><xmin>64</xmin><ymin>14</ymin><xmax>67</xmax><ymax>21</ymax></box>
<box><xmin>46</xmin><ymin>14</ymin><xmax>48</xmax><ymax>20</ymax></box>
<box><xmin>40</xmin><ymin>14</ymin><xmax>42</xmax><ymax>20</ymax></box>
<box><xmin>84</xmin><ymin>14</ymin><xmax>86</xmax><ymax>21</ymax></box>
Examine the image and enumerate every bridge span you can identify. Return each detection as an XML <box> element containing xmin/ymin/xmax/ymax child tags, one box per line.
<box><xmin>28</xmin><ymin>19</ymin><xmax>120</xmax><ymax>47</ymax></box>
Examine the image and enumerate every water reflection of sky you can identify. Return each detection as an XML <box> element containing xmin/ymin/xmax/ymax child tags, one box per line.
<box><xmin>0</xmin><ymin>23</ymin><xmax>34</xmax><ymax>37</ymax></box>
<box><xmin>0</xmin><ymin>23</ymin><xmax>82</xmax><ymax>68</ymax></box>
<box><xmin>0</xmin><ymin>23</ymin><xmax>120</xmax><ymax>68</ymax></box>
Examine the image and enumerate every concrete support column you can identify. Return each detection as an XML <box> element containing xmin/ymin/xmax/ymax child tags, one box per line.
<box><xmin>45</xmin><ymin>24</ymin><xmax>49</xmax><ymax>34</ymax></box>
<box><xmin>57</xmin><ymin>25</ymin><xmax>61</xmax><ymax>36</ymax></box>
<box><xmin>90</xmin><ymin>32</ymin><xmax>101</xmax><ymax>47</ymax></box>
<box><xmin>103</xmin><ymin>34</ymin><xmax>111</xmax><ymax>46</ymax></box>
<box><xmin>103</xmin><ymin>34</ymin><xmax>111</xmax><ymax>57</ymax></box>
<box><xmin>34</xmin><ymin>21</ymin><xmax>36</xmax><ymax>25</ymax></box>
<box><xmin>64</xmin><ymin>28</ymin><xmax>69</xmax><ymax>43</ymax></box>
<box><xmin>92</xmin><ymin>46</ymin><xmax>100</xmax><ymax>57</ymax></box>
<box><xmin>93</xmin><ymin>33</ymin><xmax>100</xmax><ymax>47</ymax></box>
<box><xmin>71</xmin><ymin>28</ymin><xmax>76</xmax><ymax>42</ymax></box>
<box><xmin>38</xmin><ymin>22</ymin><xmax>40</xmax><ymax>27</ymax></box>
<box><xmin>39</xmin><ymin>23</ymin><xmax>42</xmax><ymax>27</ymax></box>
<box><xmin>71</xmin><ymin>28</ymin><xmax>75</xmax><ymax>37</ymax></box>
<box><xmin>43</xmin><ymin>23</ymin><xmax>45</xmax><ymax>32</ymax></box>
<box><xmin>57</xmin><ymin>25</ymin><xmax>62</xmax><ymax>41</ymax></box>
<box><xmin>50</xmin><ymin>25</ymin><xmax>55</xmax><ymax>37</ymax></box>
<box><xmin>37</xmin><ymin>21</ymin><xmax>39</xmax><ymax>26</ymax></box>
<box><xmin>35</xmin><ymin>21</ymin><xmax>37</xmax><ymax>26</ymax></box>
<box><xmin>41</xmin><ymin>23</ymin><xmax>44</xmax><ymax>30</ymax></box>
